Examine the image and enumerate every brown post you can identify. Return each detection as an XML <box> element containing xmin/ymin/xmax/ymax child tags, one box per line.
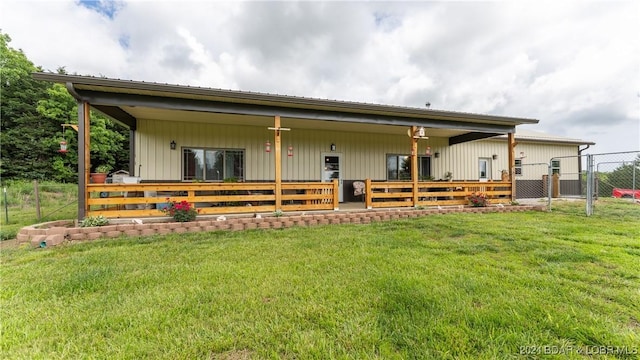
<box><xmin>508</xmin><ymin>132</ymin><xmax>516</xmax><ymax>201</ymax></box>
<box><xmin>411</xmin><ymin>126</ymin><xmax>419</xmax><ymax>206</ymax></box>
<box><xmin>365</xmin><ymin>178</ymin><xmax>372</xmax><ymax>209</ymax></box>
<box><xmin>34</xmin><ymin>180</ymin><xmax>41</xmax><ymax>221</ymax></box>
<box><xmin>332</xmin><ymin>179</ymin><xmax>339</xmax><ymax>210</ymax></box>
<box><xmin>274</xmin><ymin>115</ymin><xmax>282</xmax><ymax>211</ymax></box>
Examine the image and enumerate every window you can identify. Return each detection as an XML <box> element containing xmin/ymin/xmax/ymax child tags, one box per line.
<box><xmin>419</xmin><ymin>156</ymin><xmax>432</xmax><ymax>180</ymax></box>
<box><xmin>514</xmin><ymin>159</ymin><xmax>522</xmax><ymax>176</ymax></box>
<box><xmin>551</xmin><ymin>160</ymin><xmax>560</xmax><ymax>175</ymax></box>
<box><xmin>386</xmin><ymin>155</ymin><xmax>431</xmax><ymax>180</ymax></box>
<box><xmin>183</xmin><ymin>148</ymin><xmax>244</xmax><ymax>181</ymax></box>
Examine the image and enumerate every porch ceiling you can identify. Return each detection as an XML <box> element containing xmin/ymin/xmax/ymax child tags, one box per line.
<box><xmin>121</xmin><ymin>106</ymin><xmax>464</xmax><ymax>137</ymax></box>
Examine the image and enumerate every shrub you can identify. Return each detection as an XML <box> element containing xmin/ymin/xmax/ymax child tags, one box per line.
<box><xmin>161</xmin><ymin>199</ymin><xmax>199</xmax><ymax>222</ymax></box>
<box><xmin>80</xmin><ymin>215</ymin><xmax>109</xmax><ymax>227</ymax></box>
<box><xmin>467</xmin><ymin>192</ymin><xmax>489</xmax><ymax>207</ymax></box>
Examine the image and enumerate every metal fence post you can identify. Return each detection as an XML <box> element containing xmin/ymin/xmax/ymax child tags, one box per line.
<box><xmin>633</xmin><ymin>159</ymin><xmax>637</xmax><ymax>202</ymax></box>
<box><xmin>586</xmin><ymin>154</ymin><xmax>594</xmax><ymax>216</ymax></box>
<box><xmin>547</xmin><ymin>161</ymin><xmax>553</xmax><ymax>211</ymax></box>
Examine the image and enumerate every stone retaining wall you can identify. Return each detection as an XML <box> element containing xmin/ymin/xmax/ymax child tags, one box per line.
<box><xmin>17</xmin><ymin>205</ymin><xmax>545</xmax><ymax>248</ymax></box>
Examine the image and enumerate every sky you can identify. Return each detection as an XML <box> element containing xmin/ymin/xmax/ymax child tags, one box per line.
<box><xmin>2</xmin><ymin>0</ymin><xmax>639</xmax><ymax>156</ymax></box>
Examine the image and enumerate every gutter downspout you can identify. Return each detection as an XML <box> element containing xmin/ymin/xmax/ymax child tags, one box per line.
<box><xmin>578</xmin><ymin>145</ymin><xmax>590</xmax><ymax>198</ymax></box>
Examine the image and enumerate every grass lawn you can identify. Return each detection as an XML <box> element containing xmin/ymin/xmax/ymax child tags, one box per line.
<box><xmin>1</xmin><ymin>200</ymin><xmax>639</xmax><ymax>359</ymax></box>
<box><xmin>0</xmin><ymin>180</ymin><xmax>77</xmax><ymax>240</ymax></box>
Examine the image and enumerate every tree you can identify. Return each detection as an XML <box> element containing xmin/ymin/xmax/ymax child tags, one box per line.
<box><xmin>37</xmin><ymin>80</ymin><xmax>129</xmax><ymax>181</ymax></box>
<box><xmin>1</xmin><ymin>32</ymin><xmax>130</xmax><ymax>182</ymax></box>
<box><xmin>0</xmin><ymin>32</ymin><xmax>53</xmax><ymax>180</ymax></box>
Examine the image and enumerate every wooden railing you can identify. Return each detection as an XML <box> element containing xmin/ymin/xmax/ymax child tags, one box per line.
<box><xmin>86</xmin><ymin>180</ymin><xmax>338</xmax><ymax>218</ymax></box>
<box><xmin>86</xmin><ymin>179</ymin><xmax>510</xmax><ymax>218</ymax></box>
<box><xmin>365</xmin><ymin>180</ymin><xmax>512</xmax><ymax>209</ymax></box>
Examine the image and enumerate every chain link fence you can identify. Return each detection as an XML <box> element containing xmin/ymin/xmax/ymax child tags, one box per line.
<box><xmin>514</xmin><ymin>151</ymin><xmax>639</xmax><ymax>215</ymax></box>
<box><xmin>589</xmin><ymin>151</ymin><xmax>640</xmax><ymax>215</ymax></box>
<box><xmin>514</xmin><ymin>162</ymin><xmax>553</xmax><ymax>201</ymax></box>
<box><xmin>540</xmin><ymin>151</ymin><xmax>639</xmax><ymax>216</ymax></box>
<box><xmin>0</xmin><ymin>181</ymin><xmax>77</xmax><ymax>239</ymax></box>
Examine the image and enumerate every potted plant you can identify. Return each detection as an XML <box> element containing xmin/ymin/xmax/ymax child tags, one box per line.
<box><xmin>90</xmin><ymin>164</ymin><xmax>112</xmax><ymax>184</ymax></box>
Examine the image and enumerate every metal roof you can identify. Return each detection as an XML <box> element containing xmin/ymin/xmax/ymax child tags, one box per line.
<box><xmin>491</xmin><ymin>129</ymin><xmax>595</xmax><ymax>146</ymax></box>
<box><xmin>32</xmin><ymin>72</ymin><xmax>539</xmax><ymax>144</ymax></box>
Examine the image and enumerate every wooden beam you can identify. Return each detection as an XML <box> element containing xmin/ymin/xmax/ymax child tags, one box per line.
<box><xmin>508</xmin><ymin>132</ymin><xmax>516</xmax><ymax>201</ymax></box>
<box><xmin>274</xmin><ymin>115</ymin><xmax>282</xmax><ymax>211</ymax></box>
<box><xmin>365</xmin><ymin>178</ymin><xmax>372</xmax><ymax>209</ymax></box>
<box><xmin>411</xmin><ymin>126</ymin><xmax>419</xmax><ymax>206</ymax></box>
<box><xmin>333</xmin><ymin>179</ymin><xmax>339</xmax><ymax>210</ymax></box>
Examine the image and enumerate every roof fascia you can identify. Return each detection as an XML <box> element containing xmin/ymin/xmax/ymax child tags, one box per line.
<box><xmin>487</xmin><ymin>136</ymin><xmax>596</xmax><ymax>146</ymax></box>
<box><xmin>74</xmin><ymin>89</ymin><xmax>516</xmax><ymax>134</ymax></box>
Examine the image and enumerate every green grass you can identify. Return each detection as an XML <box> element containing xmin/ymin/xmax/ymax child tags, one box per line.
<box><xmin>1</xmin><ymin>200</ymin><xmax>639</xmax><ymax>359</ymax></box>
<box><xmin>0</xmin><ymin>180</ymin><xmax>77</xmax><ymax>240</ymax></box>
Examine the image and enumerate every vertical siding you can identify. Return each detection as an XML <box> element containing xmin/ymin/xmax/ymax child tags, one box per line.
<box><xmin>135</xmin><ymin>120</ymin><xmax>581</xmax><ymax>183</ymax></box>
<box><xmin>437</xmin><ymin>140</ymin><xmax>506</xmax><ymax>181</ymax></box>
<box><xmin>481</xmin><ymin>140</ymin><xmax>580</xmax><ymax>180</ymax></box>
<box><xmin>137</xmin><ymin>120</ymin><xmax>454</xmax><ymax>181</ymax></box>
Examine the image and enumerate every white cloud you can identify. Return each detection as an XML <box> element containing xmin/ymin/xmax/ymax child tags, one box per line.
<box><xmin>2</xmin><ymin>0</ymin><xmax>638</xmax><ymax>153</ymax></box>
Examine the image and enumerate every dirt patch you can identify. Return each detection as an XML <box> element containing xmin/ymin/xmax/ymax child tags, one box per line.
<box><xmin>0</xmin><ymin>239</ymin><xmax>21</xmax><ymax>250</ymax></box>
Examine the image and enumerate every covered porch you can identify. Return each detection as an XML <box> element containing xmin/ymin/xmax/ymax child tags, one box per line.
<box><xmin>33</xmin><ymin>73</ymin><xmax>537</xmax><ymax>220</ymax></box>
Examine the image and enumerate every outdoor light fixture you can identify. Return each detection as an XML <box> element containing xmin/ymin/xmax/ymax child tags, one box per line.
<box><xmin>330</xmin><ymin>143</ymin><xmax>336</xmax><ymax>152</ymax></box>
<box><xmin>287</xmin><ymin>145</ymin><xmax>294</xmax><ymax>157</ymax></box>
<box><xmin>492</xmin><ymin>154</ymin><xmax>498</xmax><ymax>160</ymax></box>
<box><xmin>425</xmin><ymin>146</ymin><xmax>432</xmax><ymax>155</ymax></box>
<box><xmin>265</xmin><ymin>140</ymin><xmax>271</xmax><ymax>153</ymax></box>
<box><xmin>170</xmin><ymin>140</ymin><xmax>176</xmax><ymax>150</ymax></box>
<box><xmin>520</xmin><ymin>151</ymin><xmax>526</xmax><ymax>159</ymax></box>
<box><xmin>434</xmin><ymin>152</ymin><xmax>440</xmax><ymax>158</ymax></box>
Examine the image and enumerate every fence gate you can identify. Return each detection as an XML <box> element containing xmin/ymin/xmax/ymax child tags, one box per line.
<box><xmin>588</xmin><ymin>151</ymin><xmax>640</xmax><ymax>215</ymax></box>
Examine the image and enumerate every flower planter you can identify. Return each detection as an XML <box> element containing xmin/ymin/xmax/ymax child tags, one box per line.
<box><xmin>90</xmin><ymin>173</ymin><xmax>108</xmax><ymax>184</ymax></box>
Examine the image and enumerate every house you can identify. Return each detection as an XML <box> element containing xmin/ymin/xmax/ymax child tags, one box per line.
<box><xmin>34</xmin><ymin>72</ymin><xmax>541</xmax><ymax>220</ymax></box>
<box><xmin>466</xmin><ymin>130</ymin><xmax>595</xmax><ymax>198</ymax></box>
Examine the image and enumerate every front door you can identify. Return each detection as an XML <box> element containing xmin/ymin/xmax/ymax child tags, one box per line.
<box><xmin>478</xmin><ymin>158</ymin><xmax>491</xmax><ymax>182</ymax></box>
<box><xmin>322</xmin><ymin>154</ymin><xmax>343</xmax><ymax>202</ymax></box>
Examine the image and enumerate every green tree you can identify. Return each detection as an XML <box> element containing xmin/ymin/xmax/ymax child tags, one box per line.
<box><xmin>1</xmin><ymin>32</ymin><xmax>130</xmax><ymax>182</ymax></box>
<box><xmin>36</xmin><ymin>81</ymin><xmax>129</xmax><ymax>181</ymax></box>
<box><xmin>0</xmin><ymin>32</ymin><xmax>53</xmax><ymax>180</ymax></box>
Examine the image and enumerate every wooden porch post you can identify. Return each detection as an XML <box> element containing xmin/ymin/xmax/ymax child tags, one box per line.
<box><xmin>77</xmin><ymin>101</ymin><xmax>91</xmax><ymax>219</ymax></box>
<box><xmin>332</xmin><ymin>179</ymin><xmax>339</xmax><ymax>210</ymax></box>
<box><xmin>411</xmin><ymin>126</ymin><xmax>419</xmax><ymax>207</ymax></box>
<box><xmin>365</xmin><ymin>178</ymin><xmax>372</xmax><ymax>209</ymax></box>
<box><xmin>274</xmin><ymin>115</ymin><xmax>282</xmax><ymax>211</ymax></box>
<box><xmin>508</xmin><ymin>132</ymin><xmax>516</xmax><ymax>201</ymax></box>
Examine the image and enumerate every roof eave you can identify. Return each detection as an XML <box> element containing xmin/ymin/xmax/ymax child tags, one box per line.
<box><xmin>32</xmin><ymin>72</ymin><xmax>539</xmax><ymax>127</ymax></box>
